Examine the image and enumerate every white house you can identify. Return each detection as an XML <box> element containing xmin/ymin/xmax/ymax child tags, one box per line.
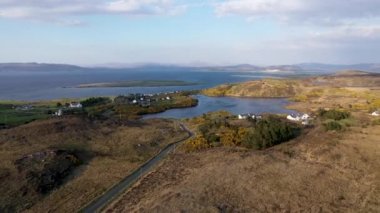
<box><xmin>238</xmin><ymin>113</ymin><xmax>259</xmax><ymax>120</ymax></box>
<box><xmin>69</xmin><ymin>102</ymin><xmax>82</xmax><ymax>108</ymax></box>
<box><xmin>238</xmin><ymin>114</ymin><xmax>248</xmax><ymax>120</ymax></box>
<box><xmin>287</xmin><ymin>114</ymin><xmax>301</xmax><ymax>121</ymax></box>
<box><xmin>287</xmin><ymin>113</ymin><xmax>311</xmax><ymax>125</ymax></box>
<box><xmin>371</xmin><ymin>111</ymin><xmax>380</xmax><ymax>116</ymax></box>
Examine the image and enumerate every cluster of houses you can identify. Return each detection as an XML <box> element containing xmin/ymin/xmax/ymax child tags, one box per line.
<box><xmin>286</xmin><ymin>113</ymin><xmax>311</xmax><ymax>125</ymax></box>
<box><xmin>54</xmin><ymin>92</ymin><xmax>179</xmax><ymax>117</ymax></box>
<box><xmin>115</xmin><ymin>92</ymin><xmax>175</xmax><ymax>107</ymax></box>
<box><xmin>237</xmin><ymin>112</ymin><xmax>311</xmax><ymax>125</ymax></box>
<box><xmin>237</xmin><ymin>113</ymin><xmax>262</xmax><ymax>120</ymax></box>
<box><xmin>69</xmin><ymin>102</ymin><xmax>82</xmax><ymax>108</ymax></box>
<box><xmin>14</xmin><ymin>105</ymin><xmax>33</xmax><ymax>111</ymax></box>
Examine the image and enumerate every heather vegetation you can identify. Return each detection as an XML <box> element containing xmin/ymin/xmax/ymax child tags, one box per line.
<box><xmin>318</xmin><ymin>109</ymin><xmax>350</xmax><ymax>120</ymax></box>
<box><xmin>317</xmin><ymin>109</ymin><xmax>354</xmax><ymax>131</ymax></box>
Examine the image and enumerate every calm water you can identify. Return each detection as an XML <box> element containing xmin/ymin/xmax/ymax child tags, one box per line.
<box><xmin>143</xmin><ymin>95</ymin><xmax>296</xmax><ymax>119</ymax></box>
<box><xmin>0</xmin><ymin>68</ymin><xmax>297</xmax><ymax>118</ymax></box>
<box><xmin>0</xmin><ymin>68</ymin><xmax>292</xmax><ymax>101</ymax></box>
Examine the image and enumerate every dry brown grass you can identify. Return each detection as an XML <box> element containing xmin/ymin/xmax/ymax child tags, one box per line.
<box><xmin>104</xmin><ymin>122</ymin><xmax>380</xmax><ymax>212</ymax></box>
<box><xmin>0</xmin><ymin>117</ymin><xmax>188</xmax><ymax>212</ymax></box>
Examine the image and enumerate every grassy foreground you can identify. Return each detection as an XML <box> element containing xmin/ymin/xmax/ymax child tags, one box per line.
<box><xmin>0</xmin><ymin>117</ymin><xmax>189</xmax><ymax>212</ymax></box>
<box><xmin>105</xmin><ymin>109</ymin><xmax>380</xmax><ymax>213</ymax></box>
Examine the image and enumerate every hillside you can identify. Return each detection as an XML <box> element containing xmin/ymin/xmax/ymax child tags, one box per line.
<box><xmin>203</xmin><ymin>71</ymin><xmax>380</xmax><ymax>112</ymax></box>
<box><xmin>203</xmin><ymin>79</ymin><xmax>302</xmax><ymax>98</ymax></box>
<box><xmin>0</xmin><ymin>117</ymin><xmax>188</xmax><ymax>212</ymax></box>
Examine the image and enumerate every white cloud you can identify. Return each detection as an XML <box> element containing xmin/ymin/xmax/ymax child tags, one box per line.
<box><xmin>0</xmin><ymin>0</ymin><xmax>185</xmax><ymax>24</ymax></box>
<box><xmin>239</xmin><ymin>24</ymin><xmax>380</xmax><ymax>64</ymax></box>
<box><xmin>216</xmin><ymin>0</ymin><xmax>380</xmax><ymax>25</ymax></box>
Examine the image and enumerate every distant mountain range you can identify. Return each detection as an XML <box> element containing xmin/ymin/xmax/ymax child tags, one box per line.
<box><xmin>0</xmin><ymin>63</ymin><xmax>85</xmax><ymax>72</ymax></box>
<box><xmin>1</xmin><ymin>62</ymin><xmax>380</xmax><ymax>73</ymax></box>
<box><xmin>202</xmin><ymin>63</ymin><xmax>380</xmax><ymax>73</ymax></box>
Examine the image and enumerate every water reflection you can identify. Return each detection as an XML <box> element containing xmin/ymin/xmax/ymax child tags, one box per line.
<box><xmin>143</xmin><ymin>95</ymin><xmax>296</xmax><ymax>119</ymax></box>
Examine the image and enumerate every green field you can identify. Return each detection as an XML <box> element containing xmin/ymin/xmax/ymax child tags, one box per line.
<box><xmin>0</xmin><ymin>104</ymin><xmax>54</xmax><ymax>127</ymax></box>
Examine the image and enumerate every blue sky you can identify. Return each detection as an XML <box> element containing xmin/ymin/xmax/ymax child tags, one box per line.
<box><xmin>0</xmin><ymin>0</ymin><xmax>379</xmax><ymax>65</ymax></box>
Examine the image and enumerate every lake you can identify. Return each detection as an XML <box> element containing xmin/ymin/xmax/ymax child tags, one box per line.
<box><xmin>143</xmin><ymin>95</ymin><xmax>296</xmax><ymax>119</ymax></box>
<box><xmin>0</xmin><ymin>68</ymin><xmax>293</xmax><ymax>101</ymax></box>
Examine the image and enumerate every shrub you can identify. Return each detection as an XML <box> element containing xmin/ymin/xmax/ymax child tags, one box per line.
<box><xmin>243</xmin><ymin>116</ymin><xmax>301</xmax><ymax>149</ymax></box>
<box><xmin>318</xmin><ymin>109</ymin><xmax>350</xmax><ymax>120</ymax></box>
<box><xmin>323</xmin><ymin>120</ymin><xmax>343</xmax><ymax>131</ymax></box>
<box><xmin>184</xmin><ymin>135</ymin><xmax>210</xmax><ymax>152</ymax></box>
<box><xmin>205</xmin><ymin>133</ymin><xmax>220</xmax><ymax>144</ymax></box>
<box><xmin>219</xmin><ymin>128</ymin><xmax>238</xmax><ymax>146</ymax></box>
<box><xmin>80</xmin><ymin>97</ymin><xmax>111</xmax><ymax>108</ymax></box>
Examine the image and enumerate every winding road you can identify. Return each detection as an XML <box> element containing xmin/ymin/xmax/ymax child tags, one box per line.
<box><xmin>81</xmin><ymin>123</ymin><xmax>193</xmax><ymax>213</ymax></box>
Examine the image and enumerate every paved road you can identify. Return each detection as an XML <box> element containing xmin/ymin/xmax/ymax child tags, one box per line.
<box><xmin>81</xmin><ymin>123</ymin><xmax>193</xmax><ymax>213</ymax></box>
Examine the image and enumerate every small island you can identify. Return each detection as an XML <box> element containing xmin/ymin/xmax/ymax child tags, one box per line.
<box><xmin>76</xmin><ymin>80</ymin><xmax>198</xmax><ymax>88</ymax></box>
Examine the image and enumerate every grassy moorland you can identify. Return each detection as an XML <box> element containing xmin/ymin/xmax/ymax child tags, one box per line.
<box><xmin>0</xmin><ymin>117</ymin><xmax>189</xmax><ymax>212</ymax></box>
<box><xmin>105</xmin><ymin>108</ymin><xmax>380</xmax><ymax>212</ymax></box>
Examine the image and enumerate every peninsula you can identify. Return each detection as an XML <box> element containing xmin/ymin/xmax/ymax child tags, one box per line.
<box><xmin>76</xmin><ymin>80</ymin><xmax>198</xmax><ymax>88</ymax></box>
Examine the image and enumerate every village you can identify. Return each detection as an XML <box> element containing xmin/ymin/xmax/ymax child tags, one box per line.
<box><xmin>237</xmin><ymin>112</ymin><xmax>312</xmax><ymax>125</ymax></box>
<box><xmin>52</xmin><ymin>91</ymin><xmax>184</xmax><ymax>117</ymax></box>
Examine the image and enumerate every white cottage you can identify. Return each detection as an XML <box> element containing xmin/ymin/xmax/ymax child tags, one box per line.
<box><xmin>287</xmin><ymin>115</ymin><xmax>301</xmax><ymax>121</ymax></box>
<box><xmin>287</xmin><ymin>113</ymin><xmax>311</xmax><ymax>125</ymax></box>
<box><xmin>69</xmin><ymin>102</ymin><xmax>82</xmax><ymax>108</ymax></box>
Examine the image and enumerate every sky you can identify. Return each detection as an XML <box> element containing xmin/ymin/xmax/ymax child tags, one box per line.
<box><xmin>0</xmin><ymin>0</ymin><xmax>379</xmax><ymax>66</ymax></box>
